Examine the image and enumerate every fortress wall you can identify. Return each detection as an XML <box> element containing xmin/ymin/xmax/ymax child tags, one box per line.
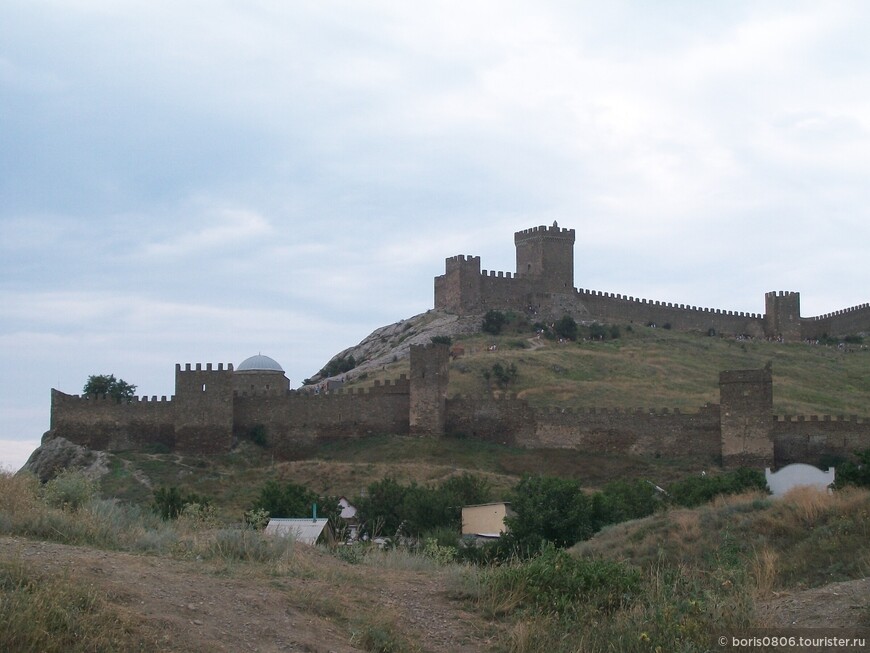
<box><xmin>577</xmin><ymin>289</ymin><xmax>766</xmax><ymax>336</ymax></box>
<box><xmin>520</xmin><ymin>404</ymin><xmax>722</xmax><ymax>458</ymax></box>
<box><xmin>49</xmin><ymin>389</ymin><xmax>176</xmax><ymax>451</ymax></box>
<box><xmin>444</xmin><ymin>395</ymin><xmax>536</xmax><ymax>444</ymax></box>
<box><xmin>478</xmin><ymin>272</ymin><xmax>535</xmax><ymax>312</ymax></box>
<box><xmin>234</xmin><ymin>382</ymin><xmax>410</xmax><ymax>456</ymax></box>
<box><xmin>772</xmin><ymin>415</ymin><xmax>870</xmax><ymax>465</ymax></box>
<box><xmin>802</xmin><ymin>303</ymin><xmax>870</xmax><ymax>339</ymax></box>
<box><xmin>445</xmin><ymin>394</ymin><xmax>721</xmax><ymax>458</ymax></box>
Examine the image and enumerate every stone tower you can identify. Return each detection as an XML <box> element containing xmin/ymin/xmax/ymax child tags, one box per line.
<box><xmin>514</xmin><ymin>221</ymin><xmax>576</xmax><ymax>293</ymax></box>
<box><xmin>764</xmin><ymin>291</ymin><xmax>801</xmax><ymax>341</ymax></box>
<box><xmin>719</xmin><ymin>365</ymin><xmax>774</xmax><ymax>468</ymax></box>
<box><xmin>409</xmin><ymin>343</ymin><xmax>450</xmax><ymax>436</ymax></box>
<box><xmin>173</xmin><ymin>363</ymin><xmax>235</xmax><ymax>453</ymax></box>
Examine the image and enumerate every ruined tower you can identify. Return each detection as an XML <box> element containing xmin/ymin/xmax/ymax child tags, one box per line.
<box><xmin>409</xmin><ymin>343</ymin><xmax>450</xmax><ymax>436</ymax></box>
<box><xmin>514</xmin><ymin>221</ymin><xmax>575</xmax><ymax>293</ymax></box>
<box><xmin>719</xmin><ymin>365</ymin><xmax>774</xmax><ymax>468</ymax></box>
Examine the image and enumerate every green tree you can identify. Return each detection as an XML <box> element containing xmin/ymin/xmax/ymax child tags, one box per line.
<box><xmin>251</xmin><ymin>480</ymin><xmax>319</xmax><ymax>518</ymax></box>
<box><xmin>485</xmin><ymin>362</ymin><xmax>517</xmax><ymax>389</ymax></box>
<box><xmin>482</xmin><ymin>310</ymin><xmax>507</xmax><ymax>335</ymax></box>
<box><xmin>83</xmin><ymin>374</ymin><xmax>137</xmax><ymax>402</ymax></box>
<box><xmin>834</xmin><ymin>449</ymin><xmax>870</xmax><ymax>488</ymax></box>
<box><xmin>591</xmin><ymin>479</ymin><xmax>659</xmax><ymax>529</ymax></box>
<box><xmin>506</xmin><ymin>474</ymin><xmax>594</xmax><ymax>550</ymax></box>
<box><xmin>554</xmin><ymin>315</ymin><xmax>578</xmax><ymax>340</ymax></box>
<box><xmin>153</xmin><ymin>486</ymin><xmax>210</xmax><ymax>520</ymax></box>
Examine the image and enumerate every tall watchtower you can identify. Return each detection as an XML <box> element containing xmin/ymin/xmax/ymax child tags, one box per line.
<box><xmin>764</xmin><ymin>291</ymin><xmax>801</xmax><ymax>341</ymax></box>
<box><xmin>174</xmin><ymin>363</ymin><xmax>235</xmax><ymax>454</ymax></box>
<box><xmin>409</xmin><ymin>343</ymin><xmax>449</xmax><ymax>436</ymax></box>
<box><xmin>719</xmin><ymin>366</ymin><xmax>774</xmax><ymax>468</ymax></box>
<box><xmin>514</xmin><ymin>221</ymin><xmax>575</xmax><ymax>293</ymax></box>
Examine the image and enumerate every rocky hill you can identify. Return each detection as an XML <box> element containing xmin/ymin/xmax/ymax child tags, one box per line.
<box><xmin>306</xmin><ymin>309</ymin><xmax>481</xmax><ymax>385</ymax></box>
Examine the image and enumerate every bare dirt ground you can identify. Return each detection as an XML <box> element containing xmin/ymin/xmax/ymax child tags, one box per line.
<box><xmin>757</xmin><ymin>577</ymin><xmax>870</xmax><ymax>630</ymax></box>
<box><xmin>0</xmin><ymin>536</ymin><xmax>495</xmax><ymax>653</ymax></box>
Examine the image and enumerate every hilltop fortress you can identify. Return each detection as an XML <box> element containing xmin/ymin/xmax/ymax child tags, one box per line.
<box><xmin>435</xmin><ymin>222</ymin><xmax>870</xmax><ymax>341</ymax></box>
<box><xmin>45</xmin><ymin>222</ymin><xmax>870</xmax><ymax>469</ymax></box>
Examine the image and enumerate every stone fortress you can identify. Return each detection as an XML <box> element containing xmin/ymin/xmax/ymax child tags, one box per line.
<box><xmin>435</xmin><ymin>221</ymin><xmax>870</xmax><ymax>342</ymax></box>
<box><xmin>47</xmin><ymin>223</ymin><xmax>870</xmax><ymax>469</ymax></box>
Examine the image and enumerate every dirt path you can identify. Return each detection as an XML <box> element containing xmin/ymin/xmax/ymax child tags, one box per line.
<box><xmin>757</xmin><ymin>577</ymin><xmax>870</xmax><ymax>630</ymax></box>
<box><xmin>0</xmin><ymin>536</ymin><xmax>494</xmax><ymax>653</ymax></box>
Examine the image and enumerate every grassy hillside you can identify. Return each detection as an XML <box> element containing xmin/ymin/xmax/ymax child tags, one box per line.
<box><xmin>354</xmin><ymin>322</ymin><xmax>870</xmax><ymax>416</ymax></box>
<box><xmin>3</xmin><ymin>469</ymin><xmax>868</xmax><ymax>653</ymax></box>
<box><xmin>99</xmin><ymin>437</ymin><xmax>714</xmax><ymax>521</ymax></box>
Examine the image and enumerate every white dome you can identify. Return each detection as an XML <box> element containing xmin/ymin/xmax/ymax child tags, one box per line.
<box><xmin>237</xmin><ymin>354</ymin><xmax>284</xmax><ymax>372</ymax></box>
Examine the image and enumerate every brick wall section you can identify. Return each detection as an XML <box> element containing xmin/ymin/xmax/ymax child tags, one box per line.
<box><xmin>233</xmin><ymin>379</ymin><xmax>410</xmax><ymax>457</ymax></box>
<box><xmin>445</xmin><ymin>394</ymin><xmax>721</xmax><ymax>458</ymax></box>
<box><xmin>49</xmin><ymin>389</ymin><xmax>175</xmax><ymax>451</ymax></box>
<box><xmin>772</xmin><ymin>415</ymin><xmax>870</xmax><ymax>465</ymax></box>
<box><xmin>802</xmin><ymin>303</ymin><xmax>870</xmax><ymax>340</ymax></box>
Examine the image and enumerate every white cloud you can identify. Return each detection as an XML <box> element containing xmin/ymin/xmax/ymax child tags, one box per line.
<box><xmin>2</xmin><ymin>0</ymin><xmax>870</xmax><ymax>448</ymax></box>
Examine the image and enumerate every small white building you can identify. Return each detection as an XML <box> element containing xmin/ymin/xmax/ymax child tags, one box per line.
<box><xmin>264</xmin><ymin>518</ymin><xmax>330</xmax><ymax>545</ymax></box>
<box><xmin>461</xmin><ymin>502</ymin><xmax>515</xmax><ymax>538</ymax></box>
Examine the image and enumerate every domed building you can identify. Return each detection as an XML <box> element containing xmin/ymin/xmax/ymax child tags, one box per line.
<box><xmin>233</xmin><ymin>354</ymin><xmax>290</xmax><ymax>394</ymax></box>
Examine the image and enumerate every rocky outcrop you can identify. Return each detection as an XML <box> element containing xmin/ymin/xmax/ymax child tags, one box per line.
<box><xmin>20</xmin><ymin>432</ymin><xmax>109</xmax><ymax>483</ymax></box>
<box><xmin>309</xmin><ymin>310</ymin><xmax>481</xmax><ymax>384</ymax></box>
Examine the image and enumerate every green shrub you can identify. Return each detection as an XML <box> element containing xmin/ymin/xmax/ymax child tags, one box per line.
<box><xmin>152</xmin><ymin>486</ymin><xmax>210</xmax><ymax>520</ymax></box>
<box><xmin>668</xmin><ymin>468</ymin><xmax>767</xmax><ymax>507</ymax></box>
<box><xmin>482</xmin><ymin>309</ymin><xmax>507</xmax><ymax>335</ymax></box>
<box><xmin>248</xmin><ymin>424</ymin><xmax>268</xmax><ymax>447</ymax></box>
<box><xmin>484</xmin><ymin>546</ymin><xmax>641</xmax><ymax>615</ymax></box>
<box><xmin>422</xmin><ymin>537</ymin><xmax>458</xmax><ymax>565</ymax></box>
<box><xmin>834</xmin><ymin>449</ymin><xmax>870</xmax><ymax>488</ymax></box>
<box><xmin>41</xmin><ymin>470</ymin><xmax>97</xmax><ymax>512</ymax></box>
<box><xmin>554</xmin><ymin>315</ymin><xmax>578</xmax><ymax>340</ymax></box>
<box><xmin>430</xmin><ymin>335</ymin><xmax>452</xmax><ymax>345</ymax></box>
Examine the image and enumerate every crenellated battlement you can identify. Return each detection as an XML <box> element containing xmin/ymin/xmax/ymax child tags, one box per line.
<box><xmin>513</xmin><ymin>223</ymin><xmax>576</xmax><ymax>241</ymax></box>
<box><xmin>774</xmin><ymin>414</ymin><xmax>865</xmax><ymax>423</ymax></box>
<box><xmin>765</xmin><ymin>290</ymin><xmax>799</xmax><ymax>299</ymax></box>
<box><xmin>53</xmin><ymin>389</ymin><xmax>172</xmax><ymax>404</ymax></box>
<box><xmin>576</xmin><ymin>288</ymin><xmax>763</xmax><ymax>319</ymax></box>
<box><xmin>176</xmin><ymin>362</ymin><xmax>234</xmax><ymax>372</ymax></box>
<box><xmin>481</xmin><ymin>269</ymin><xmax>514</xmax><ymax>279</ymax></box>
<box><xmin>807</xmin><ymin>302</ymin><xmax>870</xmax><ymax>321</ymax></box>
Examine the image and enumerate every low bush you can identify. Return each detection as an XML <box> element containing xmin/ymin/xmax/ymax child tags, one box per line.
<box><xmin>41</xmin><ymin>469</ymin><xmax>97</xmax><ymax>512</ymax></box>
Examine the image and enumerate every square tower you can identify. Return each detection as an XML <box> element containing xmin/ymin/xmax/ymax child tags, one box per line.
<box><xmin>719</xmin><ymin>366</ymin><xmax>774</xmax><ymax>468</ymax></box>
<box><xmin>514</xmin><ymin>221</ymin><xmax>575</xmax><ymax>293</ymax></box>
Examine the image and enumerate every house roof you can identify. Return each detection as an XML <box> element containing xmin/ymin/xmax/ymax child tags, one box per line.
<box><xmin>264</xmin><ymin>518</ymin><xmax>329</xmax><ymax>545</ymax></box>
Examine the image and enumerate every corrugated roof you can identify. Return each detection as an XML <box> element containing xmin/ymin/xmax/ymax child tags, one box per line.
<box><xmin>264</xmin><ymin>518</ymin><xmax>329</xmax><ymax>545</ymax></box>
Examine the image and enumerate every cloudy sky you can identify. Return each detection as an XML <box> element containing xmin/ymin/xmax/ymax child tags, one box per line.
<box><xmin>3</xmin><ymin>1</ymin><xmax>870</xmax><ymax>470</ymax></box>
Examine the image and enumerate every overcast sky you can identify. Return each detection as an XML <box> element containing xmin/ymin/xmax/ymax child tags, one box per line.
<box><xmin>3</xmin><ymin>1</ymin><xmax>870</xmax><ymax>470</ymax></box>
